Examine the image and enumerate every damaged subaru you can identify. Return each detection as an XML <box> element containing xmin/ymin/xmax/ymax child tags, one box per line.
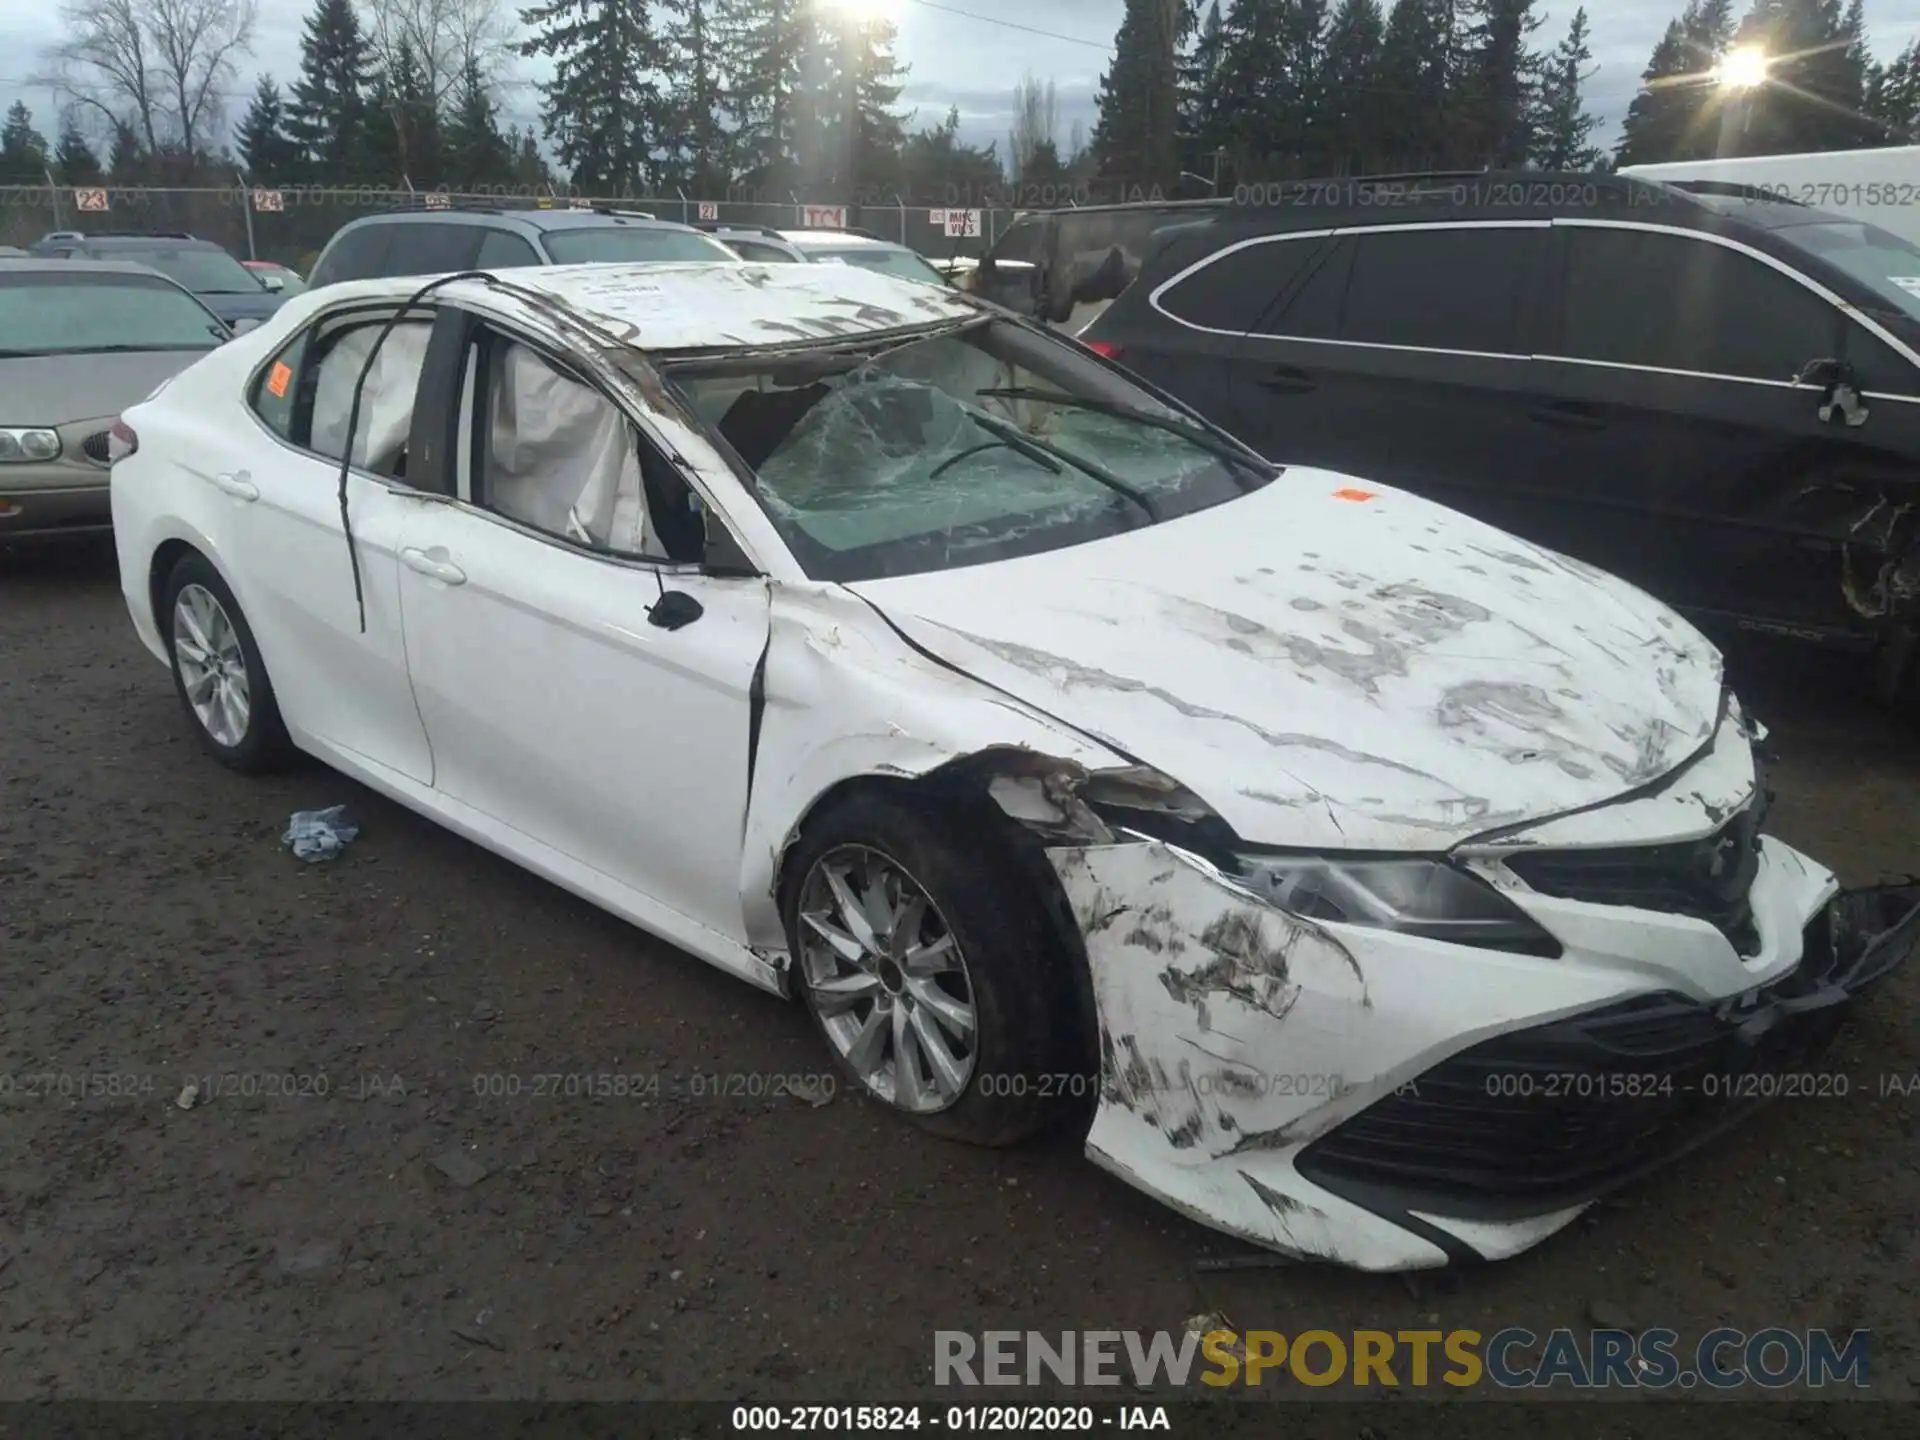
<box><xmin>110</xmin><ymin>260</ymin><xmax>1920</xmax><ymax>1271</ymax></box>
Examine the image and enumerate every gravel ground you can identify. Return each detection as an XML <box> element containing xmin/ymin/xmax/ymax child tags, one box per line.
<box><xmin>2</xmin><ymin>535</ymin><xmax>1917</xmax><ymax>1424</ymax></box>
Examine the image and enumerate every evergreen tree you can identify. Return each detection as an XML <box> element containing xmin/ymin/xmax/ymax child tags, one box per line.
<box><xmin>1866</xmin><ymin>37</ymin><xmax>1920</xmax><ymax>142</ymax></box>
<box><xmin>366</xmin><ymin>40</ymin><xmax>444</xmax><ymax>185</ymax></box>
<box><xmin>1091</xmin><ymin>0</ymin><xmax>1189</xmax><ymax>190</ymax></box>
<box><xmin>1530</xmin><ymin>6</ymin><xmax>1602</xmax><ymax>168</ymax></box>
<box><xmin>659</xmin><ymin>0</ymin><xmax>729</xmax><ymax>191</ymax></box>
<box><xmin>506</xmin><ymin>125</ymin><xmax>553</xmax><ymax>188</ymax></box>
<box><xmin>237</xmin><ymin>77</ymin><xmax>301</xmax><ymax>180</ymax></box>
<box><xmin>1318</xmin><ymin>0</ymin><xmax>1386</xmax><ymax>172</ymax></box>
<box><xmin>1180</xmin><ymin>1</ymin><xmax>1228</xmax><ymax>181</ymax></box>
<box><xmin>1201</xmin><ymin>0</ymin><xmax>1327</xmax><ymax>180</ymax></box>
<box><xmin>1615</xmin><ymin>1</ymin><xmax>1735</xmax><ymax>166</ymax></box>
<box><xmin>899</xmin><ymin>106</ymin><xmax>1003</xmax><ymax>204</ymax></box>
<box><xmin>1725</xmin><ymin>0</ymin><xmax>1874</xmax><ymax>155</ymax></box>
<box><xmin>1455</xmin><ymin>0</ymin><xmax>1544</xmax><ymax>167</ymax></box>
<box><xmin>444</xmin><ymin>59</ymin><xmax>514</xmax><ymax>190</ymax></box>
<box><xmin>796</xmin><ymin>10</ymin><xmax>908</xmax><ymax>199</ymax></box>
<box><xmin>1376</xmin><ymin>0</ymin><xmax>1454</xmax><ymax>168</ymax></box>
<box><xmin>107</xmin><ymin>121</ymin><xmax>147</xmax><ymax>183</ymax></box>
<box><xmin>287</xmin><ymin>0</ymin><xmax>378</xmax><ymax>181</ymax></box>
<box><xmin>0</xmin><ymin>103</ymin><xmax>51</xmax><ymax>186</ymax></box>
<box><xmin>716</xmin><ymin>0</ymin><xmax>809</xmax><ymax>191</ymax></box>
<box><xmin>521</xmin><ymin>0</ymin><xmax>661</xmax><ymax>193</ymax></box>
<box><xmin>53</xmin><ymin>120</ymin><xmax>104</xmax><ymax>185</ymax></box>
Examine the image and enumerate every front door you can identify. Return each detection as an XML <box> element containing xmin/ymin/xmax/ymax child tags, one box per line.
<box><xmin>395</xmin><ymin>320</ymin><xmax>771</xmax><ymax>943</ymax></box>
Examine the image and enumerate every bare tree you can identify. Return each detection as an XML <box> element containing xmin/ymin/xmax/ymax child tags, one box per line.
<box><xmin>40</xmin><ymin>0</ymin><xmax>162</xmax><ymax>154</ymax></box>
<box><xmin>1008</xmin><ymin>71</ymin><xmax>1057</xmax><ymax>181</ymax></box>
<box><xmin>362</xmin><ymin>0</ymin><xmax>517</xmax><ymax>110</ymax></box>
<box><xmin>38</xmin><ymin>0</ymin><xmax>254</xmax><ymax>158</ymax></box>
<box><xmin>146</xmin><ymin>0</ymin><xmax>256</xmax><ymax>156</ymax></box>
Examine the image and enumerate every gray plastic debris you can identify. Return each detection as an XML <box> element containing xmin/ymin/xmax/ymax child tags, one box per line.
<box><xmin>284</xmin><ymin>806</ymin><xmax>360</xmax><ymax>862</ymax></box>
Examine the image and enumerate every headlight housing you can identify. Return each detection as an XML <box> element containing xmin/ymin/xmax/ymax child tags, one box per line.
<box><xmin>1235</xmin><ymin>854</ymin><xmax>1562</xmax><ymax>957</ymax></box>
<box><xmin>0</xmin><ymin>428</ymin><xmax>62</xmax><ymax>463</ymax></box>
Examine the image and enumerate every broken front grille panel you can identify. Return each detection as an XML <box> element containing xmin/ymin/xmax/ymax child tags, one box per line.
<box><xmin>1296</xmin><ymin>913</ymin><xmax>1851</xmax><ymax>1217</ymax></box>
<box><xmin>1502</xmin><ymin>796</ymin><xmax>1766</xmax><ymax>957</ymax></box>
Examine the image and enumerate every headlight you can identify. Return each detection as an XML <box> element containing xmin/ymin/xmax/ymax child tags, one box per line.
<box><xmin>0</xmin><ymin>428</ymin><xmax>62</xmax><ymax>463</ymax></box>
<box><xmin>1235</xmin><ymin>854</ymin><xmax>1561</xmax><ymax>957</ymax></box>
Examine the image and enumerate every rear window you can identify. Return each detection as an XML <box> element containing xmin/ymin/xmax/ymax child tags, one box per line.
<box><xmin>310</xmin><ymin>225</ymin><xmax>395</xmax><ymax>288</ymax></box>
<box><xmin>809</xmin><ymin>247</ymin><xmax>946</xmax><ymax>284</ymax></box>
<box><xmin>541</xmin><ymin>228</ymin><xmax>738</xmax><ymax>265</ymax></box>
<box><xmin>106</xmin><ymin>245</ymin><xmax>262</xmax><ymax>295</ymax></box>
<box><xmin>0</xmin><ymin>273</ymin><xmax>226</xmax><ymax>355</ymax></box>
<box><xmin>725</xmin><ymin>238</ymin><xmax>801</xmax><ymax>263</ymax></box>
<box><xmin>385</xmin><ymin>223</ymin><xmax>483</xmax><ymax>277</ymax></box>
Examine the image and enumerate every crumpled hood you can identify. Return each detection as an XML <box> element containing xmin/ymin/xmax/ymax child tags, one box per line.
<box><xmin>851</xmin><ymin>471</ymin><xmax>1726</xmax><ymax>851</ymax></box>
<box><xmin>0</xmin><ymin>350</ymin><xmax>210</xmax><ymax>427</ymax></box>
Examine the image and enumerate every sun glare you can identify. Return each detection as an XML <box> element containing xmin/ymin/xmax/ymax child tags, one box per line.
<box><xmin>1716</xmin><ymin>46</ymin><xmax>1772</xmax><ymax>92</ymax></box>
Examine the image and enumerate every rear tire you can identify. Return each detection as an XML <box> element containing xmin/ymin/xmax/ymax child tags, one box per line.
<box><xmin>161</xmin><ymin>553</ymin><xmax>293</xmax><ymax>773</ymax></box>
<box><xmin>784</xmin><ymin>790</ymin><xmax>1088</xmax><ymax>1147</ymax></box>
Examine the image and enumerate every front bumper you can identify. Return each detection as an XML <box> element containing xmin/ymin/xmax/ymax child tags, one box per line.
<box><xmin>1051</xmin><ymin>840</ymin><xmax>1919</xmax><ymax>1272</ymax></box>
<box><xmin>0</xmin><ymin>482</ymin><xmax>112</xmax><ymax>538</ymax></box>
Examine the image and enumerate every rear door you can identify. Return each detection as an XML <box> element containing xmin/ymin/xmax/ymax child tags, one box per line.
<box><xmin>1232</xmin><ymin>221</ymin><xmax>1550</xmax><ymax>503</ymax></box>
<box><xmin>1527</xmin><ymin>220</ymin><xmax>1849</xmax><ymax>625</ymax></box>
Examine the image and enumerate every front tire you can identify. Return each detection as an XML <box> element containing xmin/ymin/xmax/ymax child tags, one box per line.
<box><xmin>784</xmin><ymin>791</ymin><xmax>1087</xmax><ymax>1147</ymax></box>
<box><xmin>162</xmin><ymin>553</ymin><xmax>292</xmax><ymax>773</ymax></box>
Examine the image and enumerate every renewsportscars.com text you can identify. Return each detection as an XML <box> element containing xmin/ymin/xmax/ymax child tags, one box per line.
<box><xmin>934</xmin><ymin>1327</ymin><xmax>1870</xmax><ymax>1390</ymax></box>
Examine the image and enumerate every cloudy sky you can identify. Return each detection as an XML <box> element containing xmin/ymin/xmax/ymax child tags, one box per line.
<box><xmin>4</xmin><ymin>0</ymin><xmax>1920</xmax><ymax>167</ymax></box>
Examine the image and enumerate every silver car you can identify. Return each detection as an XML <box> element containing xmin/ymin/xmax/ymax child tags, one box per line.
<box><xmin>0</xmin><ymin>259</ymin><xmax>231</xmax><ymax>540</ymax></box>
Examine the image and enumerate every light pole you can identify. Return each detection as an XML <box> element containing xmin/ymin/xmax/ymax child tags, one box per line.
<box><xmin>1714</xmin><ymin>46</ymin><xmax>1770</xmax><ymax>159</ymax></box>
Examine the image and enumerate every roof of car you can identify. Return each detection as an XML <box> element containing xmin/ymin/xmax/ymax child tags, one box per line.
<box><xmin>342</xmin><ymin>207</ymin><xmax>704</xmax><ymax>234</ymax></box>
<box><xmin>0</xmin><ymin>256</ymin><xmax>188</xmax><ymax>279</ymax></box>
<box><xmin>779</xmin><ymin>230</ymin><xmax>900</xmax><ymax>249</ymax></box>
<box><xmin>62</xmin><ymin>234</ymin><xmax>225</xmax><ymax>249</ymax></box>
<box><xmin>325</xmin><ymin>260</ymin><xmax>980</xmax><ymax>352</ymax></box>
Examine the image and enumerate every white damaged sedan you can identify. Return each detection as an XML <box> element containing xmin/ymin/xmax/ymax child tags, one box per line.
<box><xmin>111</xmin><ymin>260</ymin><xmax>1919</xmax><ymax>1271</ymax></box>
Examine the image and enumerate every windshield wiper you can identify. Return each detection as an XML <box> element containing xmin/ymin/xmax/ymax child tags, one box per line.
<box><xmin>964</xmin><ymin>406</ymin><xmax>1162</xmax><ymax>521</ymax></box>
<box><xmin>975</xmin><ymin>386</ymin><xmax>1279</xmax><ymax>482</ymax></box>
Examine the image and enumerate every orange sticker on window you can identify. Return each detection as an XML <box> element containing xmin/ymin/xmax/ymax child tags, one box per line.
<box><xmin>266</xmin><ymin>361</ymin><xmax>292</xmax><ymax>398</ymax></box>
<box><xmin>1332</xmin><ymin>487</ymin><xmax>1377</xmax><ymax>502</ymax></box>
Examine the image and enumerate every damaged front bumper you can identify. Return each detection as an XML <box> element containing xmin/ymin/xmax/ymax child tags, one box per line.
<box><xmin>1051</xmin><ymin>840</ymin><xmax>1920</xmax><ymax>1272</ymax></box>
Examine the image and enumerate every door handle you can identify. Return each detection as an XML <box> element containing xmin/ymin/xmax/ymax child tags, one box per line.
<box><xmin>1528</xmin><ymin>402</ymin><xmax>1607</xmax><ymax>432</ymax></box>
<box><xmin>1258</xmin><ymin>367</ymin><xmax>1317</xmax><ymax>394</ymax></box>
<box><xmin>400</xmin><ymin>547</ymin><xmax>466</xmax><ymax>585</ymax></box>
<box><xmin>213</xmin><ymin>470</ymin><xmax>258</xmax><ymax>500</ymax></box>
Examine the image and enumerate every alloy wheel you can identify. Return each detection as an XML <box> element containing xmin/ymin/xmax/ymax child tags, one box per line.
<box><xmin>172</xmin><ymin>582</ymin><xmax>251</xmax><ymax>749</ymax></box>
<box><xmin>797</xmin><ymin>844</ymin><xmax>979</xmax><ymax>1113</ymax></box>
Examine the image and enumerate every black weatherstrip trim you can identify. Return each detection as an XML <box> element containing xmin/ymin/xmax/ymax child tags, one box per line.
<box><xmin>745</xmin><ymin>640</ymin><xmax>770</xmax><ymax>797</ymax></box>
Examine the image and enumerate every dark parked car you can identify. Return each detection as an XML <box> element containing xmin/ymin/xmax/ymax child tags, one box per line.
<box><xmin>1069</xmin><ymin>173</ymin><xmax>1920</xmax><ymax>714</ymax></box>
<box><xmin>307</xmin><ymin>205</ymin><xmax>740</xmax><ymax>288</ymax></box>
<box><xmin>28</xmin><ymin>232</ymin><xmax>283</xmax><ymax>330</ymax></box>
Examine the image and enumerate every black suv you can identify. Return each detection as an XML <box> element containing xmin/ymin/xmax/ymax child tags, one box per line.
<box><xmin>1072</xmin><ymin>173</ymin><xmax>1920</xmax><ymax>709</ymax></box>
<box><xmin>308</xmin><ymin>205</ymin><xmax>740</xmax><ymax>288</ymax></box>
<box><xmin>28</xmin><ymin>231</ymin><xmax>283</xmax><ymax>330</ymax></box>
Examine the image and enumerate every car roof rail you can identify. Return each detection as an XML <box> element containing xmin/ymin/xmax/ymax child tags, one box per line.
<box><xmin>69</xmin><ymin>230</ymin><xmax>200</xmax><ymax>240</ymax></box>
<box><xmin>589</xmin><ymin>205</ymin><xmax>658</xmax><ymax>219</ymax></box>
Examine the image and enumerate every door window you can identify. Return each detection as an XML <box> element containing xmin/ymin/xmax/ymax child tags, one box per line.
<box><xmin>1841</xmin><ymin>320</ymin><xmax>1920</xmax><ymax>397</ymax></box>
<box><xmin>247</xmin><ymin>312</ymin><xmax>433</xmax><ymax>477</ymax></box>
<box><xmin>1340</xmin><ymin>226</ymin><xmax>1539</xmax><ymax>354</ymax></box>
<box><xmin>466</xmin><ymin>332</ymin><xmax>704</xmax><ymax>562</ymax></box>
<box><xmin>1554</xmin><ymin>226</ymin><xmax>1843</xmax><ymax>383</ymax></box>
<box><xmin>475</xmin><ymin>230</ymin><xmax>542</xmax><ymax>270</ymax></box>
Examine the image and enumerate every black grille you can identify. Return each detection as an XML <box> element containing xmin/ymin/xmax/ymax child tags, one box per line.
<box><xmin>80</xmin><ymin>430</ymin><xmax>112</xmax><ymax>465</ymax></box>
<box><xmin>1504</xmin><ymin>797</ymin><xmax>1765</xmax><ymax>956</ymax></box>
<box><xmin>1297</xmin><ymin>916</ymin><xmax>1851</xmax><ymax>1217</ymax></box>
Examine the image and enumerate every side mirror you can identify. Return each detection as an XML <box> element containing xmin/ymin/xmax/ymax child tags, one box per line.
<box><xmin>646</xmin><ymin>590</ymin><xmax>705</xmax><ymax>630</ymax></box>
<box><xmin>259</xmin><ymin>273</ymin><xmax>285</xmax><ymax>293</ymax></box>
<box><xmin>231</xmin><ymin>317</ymin><xmax>262</xmax><ymax>335</ymax></box>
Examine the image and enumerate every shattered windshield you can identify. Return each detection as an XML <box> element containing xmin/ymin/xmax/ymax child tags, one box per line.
<box><xmin>664</xmin><ymin>318</ymin><xmax>1270</xmax><ymax>581</ymax></box>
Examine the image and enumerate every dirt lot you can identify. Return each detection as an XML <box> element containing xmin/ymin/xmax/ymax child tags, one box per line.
<box><xmin>2</xmin><ymin>536</ymin><xmax>1918</xmax><ymax>1420</ymax></box>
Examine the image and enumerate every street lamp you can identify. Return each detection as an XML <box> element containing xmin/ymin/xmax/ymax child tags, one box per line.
<box><xmin>1714</xmin><ymin>45</ymin><xmax>1769</xmax><ymax>158</ymax></box>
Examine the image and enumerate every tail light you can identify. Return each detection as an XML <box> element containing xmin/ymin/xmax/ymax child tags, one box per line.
<box><xmin>108</xmin><ymin>419</ymin><xmax>139</xmax><ymax>462</ymax></box>
<box><xmin>1086</xmin><ymin>340</ymin><xmax>1123</xmax><ymax>359</ymax></box>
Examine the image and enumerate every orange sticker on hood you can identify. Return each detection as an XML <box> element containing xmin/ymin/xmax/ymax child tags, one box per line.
<box><xmin>1332</xmin><ymin>487</ymin><xmax>1376</xmax><ymax>502</ymax></box>
<box><xmin>266</xmin><ymin>361</ymin><xmax>292</xmax><ymax>398</ymax></box>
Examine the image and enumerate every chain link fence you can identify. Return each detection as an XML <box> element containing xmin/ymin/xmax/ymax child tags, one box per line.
<box><xmin>0</xmin><ymin>184</ymin><xmax>1020</xmax><ymax>270</ymax></box>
